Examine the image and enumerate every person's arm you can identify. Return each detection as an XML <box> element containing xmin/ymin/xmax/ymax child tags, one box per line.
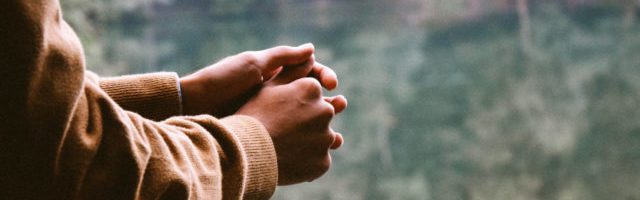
<box><xmin>97</xmin><ymin>45</ymin><xmax>339</xmax><ymax>121</ymax></box>
<box><xmin>98</xmin><ymin>72</ymin><xmax>184</xmax><ymax>120</ymax></box>
<box><xmin>0</xmin><ymin>1</ymin><xmax>276</xmax><ymax>199</ymax></box>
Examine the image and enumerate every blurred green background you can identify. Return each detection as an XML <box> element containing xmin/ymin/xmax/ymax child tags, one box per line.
<box><xmin>62</xmin><ymin>0</ymin><xmax>640</xmax><ymax>199</ymax></box>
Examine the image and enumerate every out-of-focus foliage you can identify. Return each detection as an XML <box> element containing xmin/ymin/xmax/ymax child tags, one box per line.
<box><xmin>61</xmin><ymin>0</ymin><xmax>640</xmax><ymax>199</ymax></box>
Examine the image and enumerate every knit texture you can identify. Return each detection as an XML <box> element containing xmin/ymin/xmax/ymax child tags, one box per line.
<box><xmin>99</xmin><ymin>72</ymin><xmax>182</xmax><ymax>120</ymax></box>
<box><xmin>0</xmin><ymin>1</ymin><xmax>277</xmax><ymax>199</ymax></box>
<box><xmin>221</xmin><ymin>116</ymin><xmax>278</xmax><ymax>199</ymax></box>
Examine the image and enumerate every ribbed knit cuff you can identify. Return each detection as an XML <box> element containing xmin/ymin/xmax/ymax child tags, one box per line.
<box><xmin>221</xmin><ymin>115</ymin><xmax>277</xmax><ymax>199</ymax></box>
<box><xmin>99</xmin><ymin>72</ymin><xmax>182</xmax><ymax>121</ymax></box>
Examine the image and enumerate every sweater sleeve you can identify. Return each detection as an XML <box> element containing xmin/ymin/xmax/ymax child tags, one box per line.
<box><xmin>0</xmin><ymin>1</ymin><xmax>277</xmax><ymax>200</ymax></box>
<box><xmin>98</xmin><ymin>72</ymin><xmax>183</xmax><ymax>120</ymax></box>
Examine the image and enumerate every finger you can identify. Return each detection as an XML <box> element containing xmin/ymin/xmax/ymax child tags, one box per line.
<box><xmin>256</xmin><ymin>43</ymin><xmax>315</xmax><ymax>73</ymax></box>
<box><xmin>330</xmin><ymin>132</ymin><xmax>343</xmax><ymax>150</ymax></box>
<box><xmin>262</xmin><ymin>66</ymin><xmax>282</xmax><ymax>82</ymax></box>
<box><xmin>307</xmin><ymin>154</ymin><xmax>332</xmax><ymax>182</ymax></box>
<box><xmin>310</xmin><ymin>62</ymin><xmax>338</xmax><ymax>90</ymax></box>
<box><xmin>268</xmin><ymin>59</ymin><xmax>315</xmax><ymax>86</ymax></box>
<box><xmin>318</xmin><ymin>128</ymin><xmax>338</xmax><ymax>153</ymax></box>
<box><xmin>323</xmin><ymin>95</ymin><xmax>347</xmax><ymax>114</ymax></box>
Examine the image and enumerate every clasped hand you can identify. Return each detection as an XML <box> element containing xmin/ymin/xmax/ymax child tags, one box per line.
<box><xmin>179</xmin><ymin>43</ymin><xmax>347</xmax><ymax>185</ymax></box>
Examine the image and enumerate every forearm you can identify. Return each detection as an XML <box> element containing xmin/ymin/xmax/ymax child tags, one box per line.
<box><xmin>58</xmin><ymin>80</ymin><xmax>277</xmax><ymax>199</ymax></box>
<box><xmin>98</xmin><ymin>72</ymin><xmax>183</xmax><ymax>120</ymax></box>
<box><xmin>0</xmin><ymin>0</ymin><xmax>277</xmax><ymax>198</ymax></box>
<box><xmin>72</xmin><ymin>80</ymin><xmax>278</xmax><ymax>199</ymax></box>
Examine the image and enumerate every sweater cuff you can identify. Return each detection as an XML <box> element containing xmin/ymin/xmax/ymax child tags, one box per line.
<box><xmin>99</xmin><ymin>72</ymin><xmax>182</xmax><ymax>121</ymax></box>
<box><xmin>221</xmin><ymin>115</ymin><xmax>278</xmax><ymax>199</ymax></box>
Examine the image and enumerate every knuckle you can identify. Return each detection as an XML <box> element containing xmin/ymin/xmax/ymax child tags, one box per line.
<box><xmin>318</xmin><ymin>103</ymin><xmax>335</xmax><ymax>121</ymax></box>
<box><xmin>238</xmin><ymin>51</ymin><xmax>260</xmax><ymax>68</ymax></box>
<box><xmin>321</xmin><ymin>131</ymin><xmax>337</xmax><ymax>148</ymax></box>
<box><xmin>305</xmin><ymin>150</ymin><xmax>332</xmax><ymax>182</ymax></box>
<box><xmin>317</xmin><ymin>155</ymin><xmax>331</xmax><ymax>175</ymax></box>
<box><xmin>294</xmin><ymin>78</ymin><xmax>322</xmax><ymax>98</ymax></box>
<box><xmin>272</xmin><ymin>46</ymin><xmax>295</xmax><ymax>54</ymax></box>
<box><xmin>237</xmin><ymin>51</ymin><xmax>263</xmax><ymax>81</ymax></box>
<box><xmin>321</xmin><ymin>102</ymin><xmax>335</xmax><ymax>116</ymax></box>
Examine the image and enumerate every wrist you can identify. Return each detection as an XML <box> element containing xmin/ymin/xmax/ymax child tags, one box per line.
<box><xmin>179</xmin><ymin>75</ymin><xmax>205</xmax><ymax>115</ymax></box>
<box><xmin>176</xmin><ymin>75</ymin><xmax>184</xmax><ymax>115</ymax></box>
<box><xmin>220</xmin><ymin>115</ymin><xmax>278</xmax><ymax>198</ymax></box>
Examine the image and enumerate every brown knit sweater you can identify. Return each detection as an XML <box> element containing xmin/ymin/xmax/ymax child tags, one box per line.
<box><xmin>0</xmin><ymin>1</ymin><xmax>277</xmax><ymax>199</ymax></box>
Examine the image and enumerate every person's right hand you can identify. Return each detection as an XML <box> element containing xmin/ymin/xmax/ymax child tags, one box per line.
<box><xmin>236</xmin><ymin>60</ymin><xmax>347</xmax><ymax>185</ymax></box>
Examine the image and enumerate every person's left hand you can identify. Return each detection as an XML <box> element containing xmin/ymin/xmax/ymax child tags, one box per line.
<box><xmin>179</xmin><ymin>43</ymin><xmax>339</xmax><ymax>117</ymax></box>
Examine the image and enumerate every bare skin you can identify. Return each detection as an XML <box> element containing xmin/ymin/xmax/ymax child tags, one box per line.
<box><xmin>179</xmin><ymin>44</ymin><xmax>347</xmax><ymax>185</ymax></box>
<box><xmin>180</xmin><ymin>44</ymin><xmax>345</xmax><ymax>116</ymax></box>
<box><xmin>237</xmin><ymin>66</ymin><xmax>343</xmax><ymax>185</ymax></box>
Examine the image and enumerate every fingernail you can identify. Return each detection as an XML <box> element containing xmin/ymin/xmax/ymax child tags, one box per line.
<box><xmin>299</xmin><ymin>43</ymin><xmax>314</xmax><ymax>49</ymax></box>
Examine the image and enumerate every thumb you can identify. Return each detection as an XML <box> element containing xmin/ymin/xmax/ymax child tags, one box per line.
<box><xmin>267</xmin><ymin>56</ymin><xmax>315</xmax><ymax>86</ymax></box>
<box><xmin>256</xmin><ymin>43</ymin><xmax>315</xmax><ymax>74</ymax></box>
